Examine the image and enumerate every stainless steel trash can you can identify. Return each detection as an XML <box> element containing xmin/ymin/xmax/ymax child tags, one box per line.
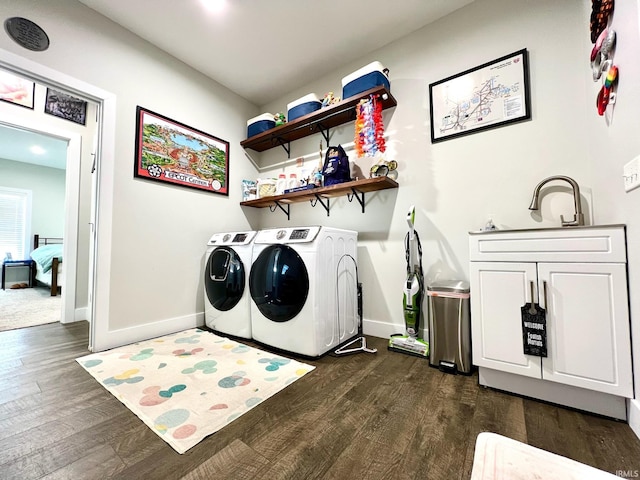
<box><xmin>427</xmin><ymin>280</ymin><xmax>472</xmax><ymax>374</ymax></box>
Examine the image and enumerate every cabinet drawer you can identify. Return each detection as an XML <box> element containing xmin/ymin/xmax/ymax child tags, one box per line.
<box><xmin>469</xmin><ymin>225</ymin><xmax>626</xmax><ymax>263</ymax></box>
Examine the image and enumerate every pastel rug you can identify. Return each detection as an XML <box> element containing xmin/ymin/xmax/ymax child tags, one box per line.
<box><xmin>76</xmin><ymin>328</ymin><xmax>315</xmax><ymax>454</ymax></box>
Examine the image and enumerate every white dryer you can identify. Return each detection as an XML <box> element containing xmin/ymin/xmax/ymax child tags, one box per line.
<box><xmin>204</xmin><ymin>230</ymin><xmax>256</xmax><ymax>339</ymax></box>
<box><xmin>249</xmin><ymin>226</ymin><xmax>358</xmax><ymax>357</ymax></box>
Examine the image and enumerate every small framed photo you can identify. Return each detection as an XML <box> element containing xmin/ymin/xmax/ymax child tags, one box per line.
<box><xmin>134</xmin><ymin>106</ymin><xmax>230</xmax><ymax>196</ymax></box>
<box><xmin>429</xmin><ymin>49</ymin><xmax>531</xmax><ymax>143</ymax></box>
<box><xmin>0</xmin><ymin>69</ymin><xmax>35</xmax><ymax>109</ymax></box>
<box><xmin>44</xmin><ymin>88</ymin><xmax>88</xmax><ymax>125</ymax></box>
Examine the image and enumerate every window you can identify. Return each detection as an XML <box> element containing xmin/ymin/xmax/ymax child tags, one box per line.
<box><xmin>0</xmin><ymin>187</ymin><xmax>32</xmax><ymax>260</ymax></box>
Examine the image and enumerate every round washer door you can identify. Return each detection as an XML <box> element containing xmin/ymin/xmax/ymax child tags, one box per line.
<box><xmin>249</xmin><ymin>244</ymin><xmax>309</xmax><ymax>322</ymax></box>
<box><xmin>204</xmin><ymin>247</ymin><xmax>245</xmax><ymax>311</ymax></box>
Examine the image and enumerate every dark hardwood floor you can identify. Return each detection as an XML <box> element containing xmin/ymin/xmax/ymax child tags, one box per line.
<box><xmin>1</xmin><ymin>321</ymin><xmax>639</xmax><ymax>479</ymax></box>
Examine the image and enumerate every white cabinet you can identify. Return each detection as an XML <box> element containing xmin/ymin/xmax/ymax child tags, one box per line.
<box><xmin>469</xmin><ymin>225</ymin><xmax>633</xmax><ymax>418</ymax></box>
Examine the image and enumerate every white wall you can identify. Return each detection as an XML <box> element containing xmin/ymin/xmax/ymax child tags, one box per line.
<box><xmin>0</xmin><ymin>158</ymin><xmax>65</xmax><ymax>236</ymax></box>
<box><xmin>259</xmin><ymin>0</ymin><xmax>591</xmax><ymax>335</ymax></box>
<box><xmin>257</xmin><ymin>0</ymin><xmax>640</xmax><ymax>434</ymax></box>
<box><xmin>0</xmin><ymin>0</ymin><xmax>260</xmax><ymax>346</ymax></box>
<box><xmin>585</xmin><ymin>0</ymin><xmax>640</xmax><ymax>439</ymax></box>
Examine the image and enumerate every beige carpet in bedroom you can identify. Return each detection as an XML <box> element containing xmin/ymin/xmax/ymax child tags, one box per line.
<box><xmin>0</xmin><ymin>287</ymin><xmax>61</xmax><ymax>332</ymax></box>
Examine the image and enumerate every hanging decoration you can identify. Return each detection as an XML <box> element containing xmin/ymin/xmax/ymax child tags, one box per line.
<box><xmin>589</xmin><ymin>0</ymin><xmax>617</xmax><ymax>116</ymax></box>
<box><xmin>354</xmin><ymin>94</ymin><xmax>386</xmax><ymax>157</ymax></box>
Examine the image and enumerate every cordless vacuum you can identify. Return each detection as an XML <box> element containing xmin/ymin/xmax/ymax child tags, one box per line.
<box><xmin>388</xmin><ymin>206</ymin><xmax>429</xmax><ymax>357</ymax></box>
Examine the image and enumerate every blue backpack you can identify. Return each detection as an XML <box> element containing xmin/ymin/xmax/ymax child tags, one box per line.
<box><xmin>322</xmin><ymin>145</ymin><xmax>351</xmax><ymax>186</ymax></box>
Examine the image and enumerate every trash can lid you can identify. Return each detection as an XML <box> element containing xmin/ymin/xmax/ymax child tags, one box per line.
<box><xmin>427</xmin><ymin>279</ymin><xmax>470</xmax><ymax>293</ymax></box>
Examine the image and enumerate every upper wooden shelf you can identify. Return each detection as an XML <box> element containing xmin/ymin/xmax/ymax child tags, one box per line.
<box><xmin>240</xmin><ymin>86</ymin><xmax>397</xmax><ymax>153</ymax></box>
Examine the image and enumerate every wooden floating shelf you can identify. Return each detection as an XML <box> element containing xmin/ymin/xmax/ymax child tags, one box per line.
<box><xmin>240</xmin><ymin>86</ymin><xmax>397</xmax><ymax>153</ymax></box>
<box><xmin>240</xmin><ymin>176</ymin><xmax>398</xmax><ymax>220</ymax></box>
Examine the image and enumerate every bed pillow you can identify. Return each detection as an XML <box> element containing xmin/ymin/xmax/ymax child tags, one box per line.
<box><xmin>30</xmin><ymin>244</ymin><xmax>63</xmax><ymax>273</ymax></box>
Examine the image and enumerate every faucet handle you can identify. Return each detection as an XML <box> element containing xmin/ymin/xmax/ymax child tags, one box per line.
<box><xmin>560</xmin><ymin>213</ymin><xmax>585</xmax><ymax>227</ymax></box>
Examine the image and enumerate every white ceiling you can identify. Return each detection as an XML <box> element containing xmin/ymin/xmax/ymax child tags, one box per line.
<box><xmin>76</xmin><ymin>0</ymin><xmax>475</xmax><ymax>106</ymax></box>
<box><xmin>0</xmin><ymin>123</ymin><xmax>68</xmax><ymax>170</ymax></box>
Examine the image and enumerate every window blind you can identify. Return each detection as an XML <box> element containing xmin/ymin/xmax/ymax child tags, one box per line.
<box><xmin>0</xmin><ymin>187</ymin><xmax>31</xmax><ymax>260</ymax></box>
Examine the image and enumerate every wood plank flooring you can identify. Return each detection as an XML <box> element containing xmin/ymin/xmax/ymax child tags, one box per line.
<box><xmin>1</xmin><ymin>321</ymin><xmax>639</xmax><ymax>480</ymax></box>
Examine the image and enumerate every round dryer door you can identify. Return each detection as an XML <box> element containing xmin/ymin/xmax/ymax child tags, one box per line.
<box><xmin>204</xmin><ymin>247</ymin><xmax>245</xmax><ymax>311</ymax></box>
<box><xmin>249</xmin><ymin>244</ymin><xmax>309</xmax><ymax>322</ymax></box>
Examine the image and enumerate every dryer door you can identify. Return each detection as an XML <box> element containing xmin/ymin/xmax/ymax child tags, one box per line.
<box><xmin>204</xmin><ymin>247</ymin><xmax>245</xmax><ymax>311</ymax></box>
<box><xmin>250</xmin><ymin>244</ymin><xmax>309</xmax><ymax>322</ymax></box>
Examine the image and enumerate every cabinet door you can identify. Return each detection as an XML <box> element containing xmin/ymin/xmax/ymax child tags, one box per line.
<box><xmin>470</xmin><ymin>262</ymin><xmax>541</xmax><ymax>377</ymax></box>
<box><xmin>539</xmin><ymin>262</ymin><xmax>633</xmax><ymax>397</ymax></box>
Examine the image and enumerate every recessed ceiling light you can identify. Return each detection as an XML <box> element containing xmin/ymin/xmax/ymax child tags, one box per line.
<box><xmin>30</xmin><ymin>145</ymin><xmax>46</xmax><ymax>155</ymax></box>
<box><xmin>200</xmin><ymin>0</ymin><xmax>227</xmax><ymax>13</ymax></box>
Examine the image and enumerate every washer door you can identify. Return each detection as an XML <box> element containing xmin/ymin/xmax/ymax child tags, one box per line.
<box><xmin>204</xmin><ymin>247</ymin><xmax>245</xmax><ymax>311</ymax></box>
<box><xmin>250</xmin><ymin>244</ymin><xmax>309</xmax><ymax>322</ymax></box>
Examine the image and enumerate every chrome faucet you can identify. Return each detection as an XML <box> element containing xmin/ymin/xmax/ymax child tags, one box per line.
<box><xmin>528</xmin><ymin>175</ymin><xmax>585</xmax><ymax>226</ymax></box>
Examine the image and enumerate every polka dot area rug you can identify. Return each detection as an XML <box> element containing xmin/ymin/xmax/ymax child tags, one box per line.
<box><xmin>76</xmin><ymin>328</ymin><xmax>315</xmax><ymax>454</ymax></box>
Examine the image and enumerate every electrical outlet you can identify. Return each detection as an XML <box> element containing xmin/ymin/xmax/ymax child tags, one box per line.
<box><xmin>624</xmin><ymin>156</ymin><xmax>640</xmax><ymax>192</ymax></box>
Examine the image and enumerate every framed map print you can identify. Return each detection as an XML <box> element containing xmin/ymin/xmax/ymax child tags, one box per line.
<box><xmin>429</xmin><ymin>49</ymin><xmax>531</xmax><ymax>143</ymax></box>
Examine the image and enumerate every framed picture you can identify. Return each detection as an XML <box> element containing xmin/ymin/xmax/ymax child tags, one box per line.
<box><xmin>429</xmin><ymin>49</ymin><xmax>531</xmax><ymax>143</ymax></box>
<box><xmin>0</xmin><ymin>70</ymin><xmax>35</xmax><ymax>109</ymax></box>
<box><xmin>44</xmin><ymin>88</ymin><xmax>87</xmax><ymax>125</ymax></box>
<box><xmin>134</xmin><ymin>106</ymin><xmax>229</xmax><ymax>196</ymax></box>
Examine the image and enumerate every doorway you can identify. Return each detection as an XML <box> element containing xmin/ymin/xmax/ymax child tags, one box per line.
<box><xmin>0</xmin><ymin>119</ymin><xmax>83</xmax><ymax>326</ymax></box>
<box><xmin>0</xmin><ymin>48</ymin><xmax>117</xmax><ymax>352</ymax></box>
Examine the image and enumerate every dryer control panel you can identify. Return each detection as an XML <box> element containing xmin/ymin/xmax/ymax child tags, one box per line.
<box><xmin>255</xmin><ymin>226</ymin><xmax>321</xmax><ymax>244</ymax></box>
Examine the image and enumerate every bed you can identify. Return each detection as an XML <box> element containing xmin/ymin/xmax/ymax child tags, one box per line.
<box><xmin>30</xmin><ymin>234</ymin><xmax>63</xmax><ymax>296</ymax></box>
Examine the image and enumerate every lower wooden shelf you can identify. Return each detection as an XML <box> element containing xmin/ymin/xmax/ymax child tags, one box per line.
<box><xmin>240</xmin><ymin>176</ymin><xmax>398</xmax><ymax>219</ymax></box>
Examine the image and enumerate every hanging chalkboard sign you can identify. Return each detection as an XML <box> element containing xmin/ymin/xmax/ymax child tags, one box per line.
<box><xmin>521</xmin><ymin>302</ymin><xmax>547</xmax><ymax>357</ymax></box>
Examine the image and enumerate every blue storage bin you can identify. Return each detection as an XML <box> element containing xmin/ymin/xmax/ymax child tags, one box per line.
<box><xmin>247</xmin><ymin>113</ymin><xmax>275</xmax><ymax>138</ymax></box>
<box><xmin>287</xmin><ymin>94</ymin><xmax>321</xmax><ymax>122</ymax></box>
<box><xmin>342</xmin><ymin>61</ymin><xmax>390</xmax><ymax>99</ymax></box>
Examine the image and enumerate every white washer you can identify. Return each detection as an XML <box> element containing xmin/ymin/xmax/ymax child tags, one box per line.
<box><xmin>204</xmin><ymin>230</ymin><xmax>256</xmax><ymax>339</ymax></box>
<box><xmin>249</xmin><ymin>226</ymin><xmax>358</xmax><ymax>357</ymax></box>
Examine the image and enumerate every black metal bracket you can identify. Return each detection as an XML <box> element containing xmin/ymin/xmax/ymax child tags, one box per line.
<box><xmin>316</xmin><ymin>122</ymin><xmax>330</xmax><ymax>145</ymax></box>
<box><xmin>269</xmin><ymin>201</ymin><xmax>290</xmax><ymax>221</ymax></box>
<box><xmin>347</xmin><ymin>188</ymin><xmax>365</xmax><ymax>213</ymax></box>
<box><xmin>310</xmin><ymin>195</ymin><xmax>330</xmax><ymax>216</ymax></box>
<box><xmin>275</xmin><ymin>137</ymin><xmax>290</xmax><ymax>158</ymax></box>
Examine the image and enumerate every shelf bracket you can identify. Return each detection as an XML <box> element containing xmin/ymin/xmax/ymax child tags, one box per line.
<box><xmin>316</xmin><ymin>122</ymin><xmax>330</xmax><ymax>145</ymax></box>
<box><xmin>347</xmin><ymin>188</ymin><xmax>366</xmax><ymax>213</ymax></box>
<box><xmin>275</xmin><ymin>137</ymin><xmax>291</xmax><ymax>158</ymax></box>
<box><xmin>269</xmin><ymin>201</ymin><xmax>290</xmax><ymax>221</ymax></box>
<box><xmin>310</xmin><ymin>195</ymin><xmax>330</xmax><ymax>216</ymax></box>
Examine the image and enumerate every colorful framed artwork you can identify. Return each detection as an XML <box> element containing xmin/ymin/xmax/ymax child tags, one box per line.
<box><xmin>44</xmin><ymin>88</ymin><xmax>88</xmax><ymax>125</ymax></box>
<box><xmin>429</xmin><ymin>49</ymin><xmax>531</xmax><ymax>143</ymax></box>
<box><xmin>0</xmin><ymin>70</ymin><xmax>35</xmax><ymax>109</ymax></box>
<box><xmin>134</xmin><ymin>106</ymin><xmax>230</xmax><ymax>195</ymax></box>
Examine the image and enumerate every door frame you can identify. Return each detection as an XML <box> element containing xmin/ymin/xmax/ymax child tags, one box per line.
<box><xmin>0</xmin><ymin>47</ymin><xmax>117</xmax><ymax>351</ymax></box>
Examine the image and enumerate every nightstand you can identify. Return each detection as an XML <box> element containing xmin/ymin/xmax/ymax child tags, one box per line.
<box><xmin>1</xmin><ymin>259</ymin><xmax>34</xmax><ymax>290</ymax></box>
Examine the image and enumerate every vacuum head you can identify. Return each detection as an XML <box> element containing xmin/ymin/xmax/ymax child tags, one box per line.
<box><xmin>388</xmin><ymin>334</ymin><xmax>429</xmax><ymax>358</ymax></box>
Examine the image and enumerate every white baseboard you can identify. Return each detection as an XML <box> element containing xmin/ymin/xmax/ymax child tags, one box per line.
<box><xmin>363</xmin><ymin>318</ymin><xmax>402</xmax><ymax>339</ymax></box>
<box><xmin>629</xmin><ymin>399</ymin><xmax>640</xmax><ymax>441</ymax></box>
<box><xmin>363</xmin><ymin>317</ymin><xmax>429</xmax><ymax>341</ymax></box>
<box><xmin>74</xmin><ymin>307</ymin><xmax>88</xmax><ymax>322</ymax></box>
<box><xmin>91</xmin><ymin>312</ymin><xmax>205</xmax><ymax>352</ymax></box>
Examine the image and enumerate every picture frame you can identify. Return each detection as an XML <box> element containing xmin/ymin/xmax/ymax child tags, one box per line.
<box><xmin>134</xmin><ymin>106</ymin><xmax>229</xmax><ymax>196</ymax></box>
<box><xmin>429</xmin><ymin>49</ymin><xmax>531</xmax><ymax>143</ymax></box>
<box><xmin>0</xmin><ymin>70</ymin><xmax>35</xmax><ymax>109</ymax></box>
<box><xmin>44</xmin><ymin>88</ymin><xmax>87</xmax><ymax>125</ymax></box>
